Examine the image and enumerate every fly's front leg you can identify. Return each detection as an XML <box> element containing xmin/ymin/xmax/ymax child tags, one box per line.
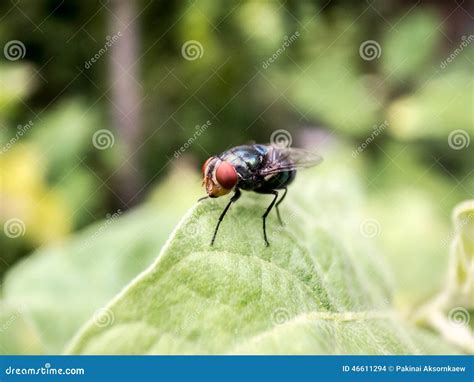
<box><xmin>275</xmin><ymin>187</ymin><xmax>287</xmax><ymax>226</ymax></box>
<box><xmin>210</xmin><ymin>188</ymin><xmax>241</xmax><ymax>246</ymax></box>
<box><xmin>261</xmin><ymin>190</ymin><xmax>279</xmax><ymax>247</ymax></box>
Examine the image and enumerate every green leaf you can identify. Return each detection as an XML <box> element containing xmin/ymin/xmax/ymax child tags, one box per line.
<box><xmin>66</xmin><ymin>152</ymin><xmax>459</xmax><ymax>354</ymax></box>
<box><xmin>2</xmin><ymin>166</ymin><xmax>202</xmax><ymax>353</ymax></box>
<box><xmin>413</xmin><ymin>200</ymin><xmax>474</xmax><ymax>353</ymax></box>
<box><xmin>0</xmin><ymin>300</ymin><xmax>45</xmax><ymax>355</ymax></box>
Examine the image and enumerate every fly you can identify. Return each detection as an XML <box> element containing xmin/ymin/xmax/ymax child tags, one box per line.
<box><xmin>199</xmin><ymin>144</ymin><xmax>323</xmax><ymax>246</ymax></box>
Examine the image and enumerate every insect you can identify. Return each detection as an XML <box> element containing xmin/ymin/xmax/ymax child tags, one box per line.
<box><xmin>199</xmin><ymin>144</ymin><xmax>323</xmax><ymax>246</ymax></box>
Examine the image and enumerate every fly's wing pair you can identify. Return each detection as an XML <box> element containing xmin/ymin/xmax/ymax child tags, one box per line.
<box><xmin>259</xmin><ymin>144</ymin><xmax>323</xmax><ymax>176</ymax></box>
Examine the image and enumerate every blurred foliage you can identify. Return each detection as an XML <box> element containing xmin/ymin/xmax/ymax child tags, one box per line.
<box><xmin>380</xmin><ymin>10</ymin><xmax>440</xmax><ymax>86</ymax></box>
<box><xmin>0</xmin><ymin>0</ymin><xmax>472</xmax><ymax>354</ymax></box>
<box><xmin>388</xmin><ymin>71</ymin><xmax>474</xmax><ymax>141</ymax></box>
<box><xmin>414</xmin><ymin>200</ymin><xmax>474</xmax><ymax>353</ymax></box>
<box><xmin>0</xmin><ymin>300</ymin><xmax>44</xmax><ymax>355</ymax></box>
<box><xmin>2</xmin><ymin>165</ymin><xmax>201</xmax><ymax>353</ymax></box>
<box><xmin>0</xmin><ymin>64</ymin><xmax>36</xmax><ymax>118</ymax></box>
<box><xmin>0</xmin><ymin>144</ymin><xmax>71</xmax><ymax>274</ymax></box>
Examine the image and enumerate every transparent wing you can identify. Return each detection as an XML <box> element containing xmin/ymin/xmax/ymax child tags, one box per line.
<box><xmin>259</xmin><ymin>145</ymin><xmax>324</xmax><ymax>176</ymax></box>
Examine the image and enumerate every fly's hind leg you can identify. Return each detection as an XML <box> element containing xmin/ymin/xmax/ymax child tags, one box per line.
<box><xmin>275</xmin><ymin>187</ymin><xmax>287</xmax><ymax>226</ymax></box>
<box><xmin>260</xmin><ymin>190</ymin><xmax>279</xmax><ymax>247</ymax></box>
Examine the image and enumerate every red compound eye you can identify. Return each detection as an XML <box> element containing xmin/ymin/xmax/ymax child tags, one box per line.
<box><xmin>216</xmin><ymin>161</ymin><xmax>238</xmax><ymax>189</ymax></box>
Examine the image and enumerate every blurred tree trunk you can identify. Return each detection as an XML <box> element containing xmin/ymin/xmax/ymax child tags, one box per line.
<box><xmin>109</xmin><ymin>0</ymin><xmax>143</xmax><ymax>206</ymax></box>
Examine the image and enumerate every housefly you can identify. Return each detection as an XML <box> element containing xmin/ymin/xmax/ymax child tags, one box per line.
<box><xmin>200</xmin><ymin>144</ymin><xmax>323</xmax><ymax>246</ymax></box>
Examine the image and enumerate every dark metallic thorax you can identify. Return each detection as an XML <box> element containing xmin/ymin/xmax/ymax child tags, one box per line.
<box><xmin>219</xmin><ymin>144</ymin><xmax>295</xmax><ymax>191</ymax></box>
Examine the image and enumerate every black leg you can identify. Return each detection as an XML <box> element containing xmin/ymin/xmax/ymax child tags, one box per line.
<box><xmin>210</xmin><ymin>188</ymin><xmax>241</xmax><ymax>246</ymax></box>
<box><xmin>275</xmin><ymin>187</ymin><xmax>287</xmax><ymax>226</ymax></box>
<box><xmin>261</xmin><ymin>190</ymin><xmax>279</xmax><ymax>247</ymax></box>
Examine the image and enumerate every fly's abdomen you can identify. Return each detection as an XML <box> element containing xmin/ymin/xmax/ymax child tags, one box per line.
<box><xmin>261</xmin><ymin>170</ymin><xmax>296</xmax><ymax>190</ymax></box>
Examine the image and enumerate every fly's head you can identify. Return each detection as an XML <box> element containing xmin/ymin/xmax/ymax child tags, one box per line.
<box><xmin>201</xmin><ymin>157</ymin><xmax>238</xmax><ymax>198</ymax></box>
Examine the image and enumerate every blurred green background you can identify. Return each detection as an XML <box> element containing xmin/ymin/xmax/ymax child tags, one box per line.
<box><xmin>0</xmin><ymin>0</ymin><xmax>472</xmax><ymax>354</ymax></box>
